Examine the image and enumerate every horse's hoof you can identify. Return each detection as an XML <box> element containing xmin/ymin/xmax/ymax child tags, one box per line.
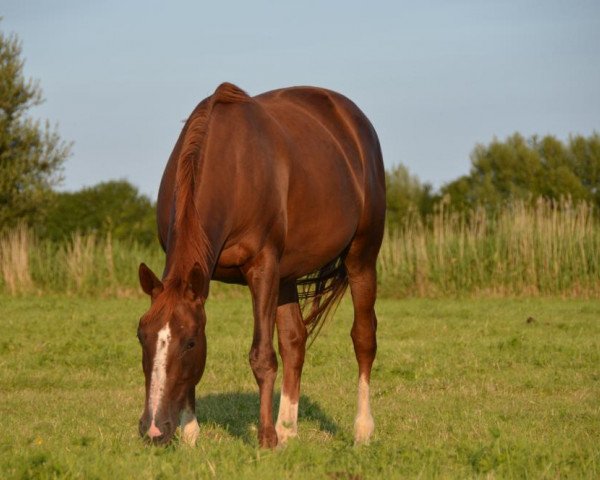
<box><xmin>259</xmin><ymin>427</ymin><xmax>278</xmax><ymax>449</ymax></box>
<box><xmin>276</xmin><ymin>422</ymin><xmax>298</xmax><ymax>445</ymax></box>
<box><xmin>354</xmin><ymin>413</ymin><xmax>374</xmax><ymax>445</ymax></box>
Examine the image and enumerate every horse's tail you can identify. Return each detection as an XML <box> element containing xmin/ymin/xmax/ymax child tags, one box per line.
<box><xmin>296</xmin><ymin>254</ymin><xmax>349</xmax><ymax>345</ymax></box>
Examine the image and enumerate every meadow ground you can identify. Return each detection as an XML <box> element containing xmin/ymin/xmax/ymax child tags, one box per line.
<box><xmin>0</xmin><ymin>294</ymin><xmax>599</xmax><ymax>479</ymax></box>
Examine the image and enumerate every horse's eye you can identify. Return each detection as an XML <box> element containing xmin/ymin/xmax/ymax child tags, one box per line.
<box><xmin>185</xmin><ymin>339</ymin><xmax>196</xmax><ymax>350</ymax></box>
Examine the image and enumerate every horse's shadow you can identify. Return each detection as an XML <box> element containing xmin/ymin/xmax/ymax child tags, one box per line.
<box><xmin>195</xmin><ymin>391</ymin><xmax>338</xmax><ymax>443</ymax></box>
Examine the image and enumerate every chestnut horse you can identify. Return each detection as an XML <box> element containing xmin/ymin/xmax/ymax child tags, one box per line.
<box><xmin>137</xmin><ymin>83</ymin><xmax>385</xmax><ymax>448</ymax></box>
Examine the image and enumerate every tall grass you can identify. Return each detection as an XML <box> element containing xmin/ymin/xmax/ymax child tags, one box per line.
<box><xmin>1</xmin><ymin>198</ymin><xmax>599</xmax><ymax>297</ymax></box>
<box><xmin>379</xmin><ymin>198</ymin><xmax>600</xmax><ymax>297</ymax></box>
<box><xmin>0</xmin><ymin>224</ymin><xmax>33</xmax><ymax>294</ymax></box>
<box><xmin>0</xmin><ymin>230</ymin><xmax>164</xmax><ymax>296</ymax></box>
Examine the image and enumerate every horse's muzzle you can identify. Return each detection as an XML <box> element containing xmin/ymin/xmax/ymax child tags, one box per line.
<box><xmin>139</xmin><ymin>416</ymin><xmax>175</xmax><ymax>445</ymax></box>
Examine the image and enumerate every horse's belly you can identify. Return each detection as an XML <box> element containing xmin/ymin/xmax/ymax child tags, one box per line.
<box><xmin>278</xmin><ymin>202</ymin><xmax>360</xmax><ymax>280</ymax></box>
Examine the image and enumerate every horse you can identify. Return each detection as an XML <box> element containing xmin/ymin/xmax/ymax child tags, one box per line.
<box><xmin>136</xmin><ymin>82</ymin><xmax>385</xmax><ymax>448</ymax></box>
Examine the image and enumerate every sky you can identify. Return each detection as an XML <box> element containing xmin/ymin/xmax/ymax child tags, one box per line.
<box><xmin>2</xmin><ymin>0</ymin><xmax>599</xmax><ymax>199</ymax></box>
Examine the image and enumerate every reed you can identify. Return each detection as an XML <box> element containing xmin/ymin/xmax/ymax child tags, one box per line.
<box><xmin>0</xmin><ymin>224</ymin><xmax>33</xmax><ymax>294</ymax></box>
<box><xmin>0</xmin><ymin>230</ymin><xmax>164</xmax><ymax>296</ymax></box>
<box><xmin>378</xmin><ymin>198</ymin><xmax>600</xmax><ymax>297</ymax></box>
<box><xmin>1</xmin><ymin>198</ymin><xmax>599</xmax><ymax>297</ymax></box>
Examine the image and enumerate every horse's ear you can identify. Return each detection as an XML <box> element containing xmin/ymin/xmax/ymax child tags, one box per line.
<box><xmin>186</xmin><ymin>262</ymin><xmax>204</xmax><ymax>302</ymax></box>
<box><xmin>139</xmin><ymin>263</ymin><xmax>163</xmax><ymax>298</ymax></box>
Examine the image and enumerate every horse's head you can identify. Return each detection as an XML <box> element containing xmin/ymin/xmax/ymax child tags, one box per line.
<box><xmin>136</xmin><ymin>262</ymin><xmax>207</xmax><ymax>444</ymax></box>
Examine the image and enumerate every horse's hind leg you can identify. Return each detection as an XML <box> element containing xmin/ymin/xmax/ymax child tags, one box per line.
<box><xmin>275</xmin><ymin>282</ymin><xmax>308</xmax><ymax>443</ymax></box>
<box><xmin>345</xmin><ymin>241</ymin><xmax>379</xmax><ymax>444</ymax></box>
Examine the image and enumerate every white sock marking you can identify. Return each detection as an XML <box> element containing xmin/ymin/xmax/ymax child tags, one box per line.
<box><xmin>276</xmin><ymin>392</ymin><xmax>299</xmax><ymax>444</ymax></box>
<box><xmin>148</xmin><ymin>323</ymin><xmax>171</xmax><ymax>429</ymax></box>
<box><xmin>180</xmin><ymin>408</ymin><xmax>200</xmax><ymax>446</ymax></box>
<box><xmin>354</xmin><ymin>375</ymin><xmax>374</xmax><ymax>444</ymax></box>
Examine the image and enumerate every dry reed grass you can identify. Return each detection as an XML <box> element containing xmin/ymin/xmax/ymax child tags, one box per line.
<box><xmin>1</xmin><ymin>198</ymin><xmax>598</xmax><ymax>297</ymax></box>
<box><xmin>378</xmin><ymin>198</ymin><xmax>600</xmax><ymax>297</ymax></box>
<box><xmin>0</xmin><ymin>229</ymin><xmax>164</xmax><ymax>296</ymax></box>
<box><xmin>0</xmin><ymin>224</ymin><xmax>33</xmax><ymax>294</ymax></box>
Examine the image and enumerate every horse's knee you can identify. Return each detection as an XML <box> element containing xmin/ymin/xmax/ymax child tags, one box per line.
<box><xmin>249</xmin><ymin>345</ymin><xmax>278</xmax><ymax>383</ymax></box>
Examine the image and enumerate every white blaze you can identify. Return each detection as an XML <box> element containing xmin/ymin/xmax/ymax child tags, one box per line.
<box><xmin>149</xmin><ymin>323</ymin><xmax>171</xmax><ymax>424</ymax></box>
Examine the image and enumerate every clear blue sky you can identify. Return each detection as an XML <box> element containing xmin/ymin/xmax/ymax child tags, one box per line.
<box><xmin>3</xmin><ymin>0</ymin><xmax>599</xmax><ymax>198</ymax></box>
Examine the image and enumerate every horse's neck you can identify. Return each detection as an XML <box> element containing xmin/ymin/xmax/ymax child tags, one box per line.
<box><xmin>164</xmin><ymin>146</ymin><xmax>236</xmax><ymax>289</ymax></box>
<box><xmin>163</xmin><ymin>220</ymin><xmax>219</xmax><ymax>293</ymax></box>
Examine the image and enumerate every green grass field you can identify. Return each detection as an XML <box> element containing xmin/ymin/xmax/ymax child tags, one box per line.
<box><xmin>1</xmin><ymin>294</ymin><xmax>599</xmax><ymax>479</ymax></box>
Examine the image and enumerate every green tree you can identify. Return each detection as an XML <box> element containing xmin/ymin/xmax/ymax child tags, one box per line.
<box><xmin>385</xmin><ymin>164</ymin><xmax>435</xmax><ymax>227</ymax></box>
<box><xmin>568</xmin><ymin>133</ymin><xmax>600</xmax><ymax>206</ymax></box>
<box><xmin>535</xmin><ymin>135</ymin><xmax>589</xmax><ymax>201</ymax></box>
<box><xmin>43</xmin><ymin>180</ymin><xmax>156</xmax><ymax>245</ymax></box>
<box><xmin>0</xmin><ymin>25</ymin><xmax>71</xmax><ymax>229</ymax></box>
<box><xmin>441</xmin><ymin>133</ymin><xmax>597</xmax><ymax>211</ymax></box>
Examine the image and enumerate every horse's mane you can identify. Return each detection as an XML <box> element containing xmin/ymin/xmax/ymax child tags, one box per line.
<box><xmin>164</xmin><ymin>82</ymin><xmax>251</xmax><ymax>290</ymax></box>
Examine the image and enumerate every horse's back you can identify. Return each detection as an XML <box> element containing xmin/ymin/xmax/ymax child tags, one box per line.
<box><xmin>253</xmin><ymin>87</ymin><xmax>386</xmax><ymax>274</ymax></box>
<box><xmin>256</xmin><ymin>86</ymin><xmax>383</xmax><ymax>183</ymax></box>
<box><xmin>257</xmin><ymin>87</ymin><xmax>385</xmax><ymax>214</ymax></box>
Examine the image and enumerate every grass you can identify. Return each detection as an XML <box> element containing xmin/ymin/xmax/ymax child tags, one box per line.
<box><xmin>1</xmin><ymin>294</ymin><xmax>599</xmax><ymax>478</ymax></box>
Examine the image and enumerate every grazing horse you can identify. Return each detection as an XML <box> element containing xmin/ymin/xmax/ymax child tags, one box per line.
<box><xmin>136</xmin><ymin>83</ymin><xmax>385</xmax><ymax>448</ymax></box>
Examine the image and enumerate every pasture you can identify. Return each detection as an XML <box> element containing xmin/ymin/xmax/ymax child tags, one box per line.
<box><xmin>1</xmin><ymin>294</ymin><xmax>598</xmax><ymax>478</ymax></box>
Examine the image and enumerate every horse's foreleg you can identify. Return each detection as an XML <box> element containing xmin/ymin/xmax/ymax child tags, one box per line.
<box><xmin>243</xmin><ymin>250</ymin><xmax>280</xmax><ymax>448</ymax></box>
<box><xmin>275</xmin><ymin>283</ymin><xmax>307</xmax><ymax>444</ymax></box>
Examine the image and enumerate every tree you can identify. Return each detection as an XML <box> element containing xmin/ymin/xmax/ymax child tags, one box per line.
<box><xmin>568</xmin><ymin>133</ymin><xmax>600</xmax><ymax>207</ymax></box>
<box><xmin>385</xmin><ymin>164</ymin><xmax>435</xmax><ymax>227</ymax></box>
<box><xmin>43</xmin><ymin>180</ymin><xmax>157</xmax><ymax>245</ymax></box>
<box><xmin>0</xmin><ymin>24</ymin><xmax>71</xmax><ymax>229</ymax></box>
<box><xmin>441</xmin><ymin>133</ymin><xmax>598</xmax><ymax>211</ymax></box>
